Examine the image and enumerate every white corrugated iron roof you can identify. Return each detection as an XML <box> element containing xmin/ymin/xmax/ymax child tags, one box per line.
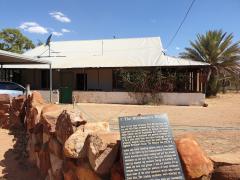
<box><xmin>4</xmin><ymin>37</ymin><xmax>209</xmax><ymax>69</ymax></box>
<box><xmin>0</xmin><ymin>49</ymin><xmax>50</xmax><ymax>64</ymax></box>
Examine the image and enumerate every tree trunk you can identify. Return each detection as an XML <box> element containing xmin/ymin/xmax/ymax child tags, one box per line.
<box><xmin>206</xmin><ymin>73</ymin><xmax>219</xmax><ymax>97</ymax></box>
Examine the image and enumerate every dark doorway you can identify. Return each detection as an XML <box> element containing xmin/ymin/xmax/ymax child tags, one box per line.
<box><xmin>76</xmin><ymin>73</ymin><xmax>87</xmax><ymax>90</ymax></box>
<box><xmin>41</xmin><ymin>70</ymin><xmax>49</xmax><ymax>89</ymax></box>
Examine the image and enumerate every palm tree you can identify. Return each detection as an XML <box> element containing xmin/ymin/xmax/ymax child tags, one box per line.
<box><xmin>180</xmin><ymin>30</ymin><xmax>240</xmax><ymax>96</ymax></box>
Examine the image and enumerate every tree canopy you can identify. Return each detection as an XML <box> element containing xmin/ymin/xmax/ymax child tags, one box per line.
<box><xmin>0</xmin><ymin>28</ymin><xmax>35</xmax><ymax>54</ymax></box>
<box><xmin>180</xmin><ymin>30</ymin><xmax>240</xmax><ymax>96</ymax></box>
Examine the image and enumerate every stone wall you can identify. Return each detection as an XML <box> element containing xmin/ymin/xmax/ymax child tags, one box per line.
<box><xmin>21</xmin><ymin>91</ymin><xmax>121</xmax><ymax>179</ymax></box>
<box><xmin>0</xmin><ymin>92</ymin><xmax>239</xmax><ymax>180</ymax></box>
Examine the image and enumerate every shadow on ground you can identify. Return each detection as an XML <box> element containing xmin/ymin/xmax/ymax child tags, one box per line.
<box><xmin>0</xmin><ymin>125</ymin><xmax>42</xmax><ymax>180</ymax></box>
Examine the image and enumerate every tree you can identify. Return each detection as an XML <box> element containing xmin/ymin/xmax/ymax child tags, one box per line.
<box><xmin>0</xmin><ymin>28</ymin><xmax>35</xmax><ymax>54</ymax></box>
<box><xmin>120</xmin><ymin>68</ymin><xmax>163</xmax><ymax>104</ymax></box>
<box><xmin>120</xmin><ymin>68</ymin><xmax>162</xmax><ymax>93</ymax></box>
<box><xmin>119</xmin><ymin>68</ymin><xmax>187</xmax><ymax>104</ymax></box>
<box><xmin>180</xmin><ymin>30</ymin><xmax>240</xmax><ymax>96</ymax></box>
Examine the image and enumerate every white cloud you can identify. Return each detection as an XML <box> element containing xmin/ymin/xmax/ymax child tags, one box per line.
<box><xmin>49</xmin><ymin>11</ymin><xmax>71</xmax><ymax>23</ymax></box>
<box><xmin>51</xmin><ymin>28</ymin><xmax>71</xmax><ymax>37</ymax></box>
<box><xmin>61</xmin><ymin>28</ymin><xmax>71</xmax><ymax>33</ymax></box>
<box><xmin>19</xmin><ymin>22</ymin><xmax>48</xmax><ymax>34</ymax></box>
<box><xmin>52</xmin><ymin>31</ymin><xmax>63</xmax><ymax>36</ymax></box>
<box><xmin>176</xmin><ymin>47</ymin><xmax>180</xmax><ymax>50</ymax></box>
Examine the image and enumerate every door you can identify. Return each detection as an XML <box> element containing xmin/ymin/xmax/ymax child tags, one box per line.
<box><xmin>76</xmin><ymin>73</ymin><xmax>87</xmax><ymax>90</ymax></box>
<box><xmin>60</xmin><ymin>71</ymin><xmax>74</xmax><ymax>103</ymax></box>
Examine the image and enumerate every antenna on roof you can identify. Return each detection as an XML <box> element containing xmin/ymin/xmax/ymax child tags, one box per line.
<box><xmin>37</xmin><ymin>34</ymin><xmax>65</xmax><ymax>58</ymax></box>
<box><xmin>45</xmin><ymin>34</ymin><xmax>52</xmax><ymax>57</ymax></box>
<box><xmin>45</xmin><ymin>34</ymin><xmax>52</xmax><ymax>46</ymax></box>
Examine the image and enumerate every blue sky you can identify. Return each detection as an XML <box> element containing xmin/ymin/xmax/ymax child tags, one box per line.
<box><xmin>1</xmin><ymin>0</ymin><xmax>239</xmax><ymax>55</ymax></box>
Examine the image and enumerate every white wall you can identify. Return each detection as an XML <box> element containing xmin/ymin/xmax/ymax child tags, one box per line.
<box><xmin>21</xmin><ymin>68</ymin><xmax>113</xmax><ymax>91</ymax></box>
<box><xmin>34</xmin><ymin>90</ymin><xmax>205</xmax><ymax>105</ymax></box>
<box><xmin>72</xmin><ymin>68</ymin><xmax>112</xmax><ymax>91</ymax></box>
<box><xmin>53</xmin><ymin>71</ymin><xmax>60</xmax><ymax>89</ymax></box>
<box><xmin>73</xmin><ymin>91</ymin><xmax>205</xmax><ymax>106</ymax></box>
<box><xmin>99</xmin><ymin>69</ymin><xmax>112</xmax><ymax>90</ymax></box>
<box><xmin>21</xmin><ymin>69</ymin><xmax>60</xmax><ymax>90</ymax></box>
<box><xmin>86</xmin><ymin>69</ymin><xmax>98</xmax><ymax>90</ymax></box>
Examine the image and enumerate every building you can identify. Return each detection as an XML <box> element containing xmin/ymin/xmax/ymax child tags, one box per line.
<box><xmin>3</xmin><ymin>37</ymin><xmax>209</xmax><ymax>105</ymax></box>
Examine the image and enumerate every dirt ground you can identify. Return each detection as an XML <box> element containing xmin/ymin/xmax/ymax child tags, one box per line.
<box><xmin>0</xmin><ymin>93</ymin><xmax>239</xmax><ymax>178</ymax></box>
<box><xmin>0</xmin><ymin>127</ymin><xmax>41</xmax><ymax>179</ymax></box>
<box><xmin>65</xmin><ymin>93</ymin><xmax>240</xmax><ymax>157</ymax></box>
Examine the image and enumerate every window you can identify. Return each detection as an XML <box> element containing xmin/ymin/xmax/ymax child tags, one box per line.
<box><xmin>112</xmin><ymin>69</ymin><xmax>124</xmax><ymax>90</ymax></box>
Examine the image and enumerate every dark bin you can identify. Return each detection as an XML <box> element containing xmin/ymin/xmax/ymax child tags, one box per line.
<box><xmin>59</xmin><ymin>86</ymin><xmax>72</xmax><ymax>103</ymax></box>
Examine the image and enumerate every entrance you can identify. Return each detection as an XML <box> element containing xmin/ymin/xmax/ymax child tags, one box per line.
<box><xmin>76</xmin><ymin>73</ymin><xmax>87</xmax><ymax>90</ymax></box>
<box><xmin>60</xmin><ymin>71</ymin><xmax>73</xmax><ymax>103</ymax></box>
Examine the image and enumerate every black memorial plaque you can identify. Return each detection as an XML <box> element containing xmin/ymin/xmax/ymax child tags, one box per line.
<box><xmin>119</xmin><ymin>114</ymin><xmax>184</xmax><ymax>180</ymax></box>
